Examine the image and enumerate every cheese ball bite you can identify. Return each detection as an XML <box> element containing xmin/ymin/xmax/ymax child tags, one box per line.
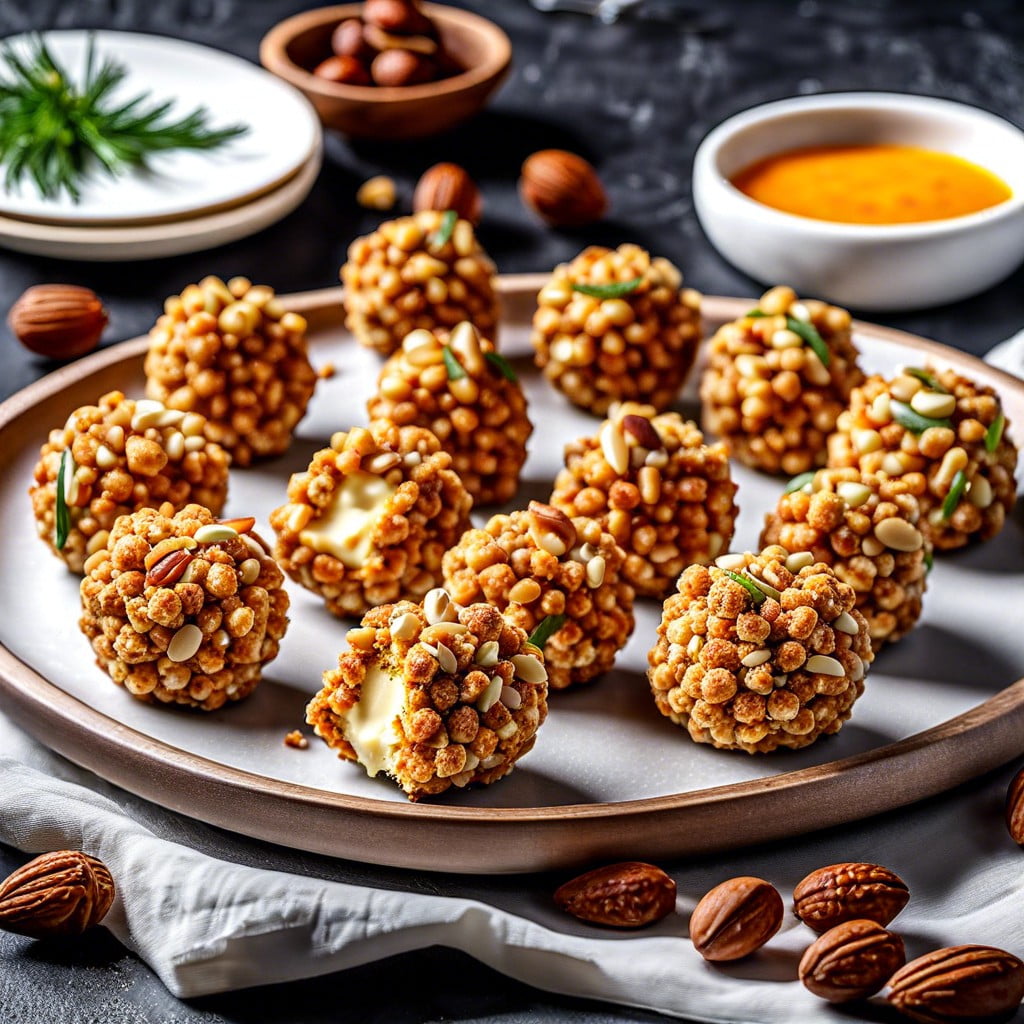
<box><xmin>550</xmin><ymin>403</ymin><xmax>738</xmax><ymax>598</ymax></box>
<box><xmin>270</xmin><ymin>420</ymin><xmax>473</xmax><ymax>618</ymax></box>
<box><xmin>366</xmin><ymin>322</ymin><xmax>531</xmax><ymax>506</ymax></box>
<box><xmin>144</xmin><ymin>275</ymin><xmax>317</xmax><ymax>467</ymax></box>
<box><xmin>341</xmin><ymin>210</ymin><xmax>499</xmax><ymax>356</ymax></box>
<box><xmin>307</xmin><ymin>595</ymin><xmax>548</xmax><ymax>800</ymax></box>
<box><xmin>79</xmin><ymin>503</ymin><xmax>288</xmax><ymax>710</ymax></box>
<box><xmin>760</xmin><ymin>467</ymin><xmax>929</xmax><ymax>650</ymax></box>
<box><xmin>530</xmin><ymin>243</ymin><xmax>701</xmax><ymax>415</ymax></box>
<box><xmin>827</xmin><ymin>366</ymin><xmax>1017</xmax><ymax>550</ymax></box>
<box><xmin>442</xmin><ymin>501</ymin><xmax>635</xmax><ymax>690</ymax></box>
<box><xmin>701</xmin><ymin>285</ymin><xmax>864</xmax><ymax>475</ymax></box>
<box><xmin>648</xmin><ymin>546</ymin><xmax>874</xmax><ymax>754</ymax></box>
<box><xmin>30</xmin><ymin>390</ymin><xmax>229</xmax><ymax>574</ymax></box>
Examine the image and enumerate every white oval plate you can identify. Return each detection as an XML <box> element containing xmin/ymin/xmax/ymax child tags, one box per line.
<box><xmin>0</xmin><ymin>31</ymin><xmax>321</xmax><ymax>225</ymax></box>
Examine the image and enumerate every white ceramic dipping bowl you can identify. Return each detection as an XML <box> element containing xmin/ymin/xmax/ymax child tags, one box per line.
<box><xmin>692</xmin><ymin>92</ymin><xmax>1024</xmax><ymax>311</ymax></box>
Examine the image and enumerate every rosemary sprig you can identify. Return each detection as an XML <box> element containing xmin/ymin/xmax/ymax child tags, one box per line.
<box><xmin>571</xmin><ymin>277</ymin><xmax>643</xmax><ymax>299</ymax></box>
<box><xmin>55</xmin><ymin>448</ymin><xmax>70</xmax><ymax>550</ymax></box>
<box><xmin>429</xmin><ymin>209</ymin><xmax>457</xmax><ymax>249</ymax></box>
<box><xmin>441</xmin><ymin>346</ymin><xmax>466</xmax><ymax>380</ymax></box>
<box><xmin>0</xmin><ymin>34</ymin><xmax>248</xmax><ymax>202</ymax></box>
<box><xmin>484</xmin><ymin>350</ymin><xmax>517</xmax><ymax>382</ymax></box>
<box><xmin>528</xmin><ymin>614</ymin><xmax>566</xmax><ymax>650</ymax></box>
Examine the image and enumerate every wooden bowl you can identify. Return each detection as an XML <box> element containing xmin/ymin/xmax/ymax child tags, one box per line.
<box><xmin>259</xmin><ymin>3</ymin><xmax>511</xmax><ymax>140</ymax></box>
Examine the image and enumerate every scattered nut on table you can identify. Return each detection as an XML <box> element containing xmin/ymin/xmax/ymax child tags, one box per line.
<box><xmin>798</xmin><ymin>919</ymin><xmax>905</xmax><ymax>1003</ymax></box>
<box><xmin>0</xmin><ymin>850</ymin><xmax>114</xmax><ymax>940</ymax></box>
<box><xmin>519</xmin><ymin>149</ymin><xmax>607</xmax><ymax>227</ymax></box>
<box><xmin>554</xmin><ymin>862</ymin><xmax>676</xmax><ymax>928</ymax></box>
<box><xmin>8</xmin><ymin>284</ymin><xmax>108</xmax><ymax>360</ymax></box>
<box><xmin>413</xmin><ymin>162</ymin><xmax>481</xmax><ymax>223</ymax></box>
<box><xmin>792</xmin><ymin>862</ymin><xmax>909</xmax><ymax>933</ymax></box>
<box><xmin>689</xmin><ymin>876</ymin><xmax>783</xmax><ymax>961</ymax></box>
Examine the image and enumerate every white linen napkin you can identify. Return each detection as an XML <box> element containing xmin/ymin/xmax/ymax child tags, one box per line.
<box><xmin>1</xmin><ymin>340</ymin><xmax>1022</xmax><ymax>1020</ymax></box>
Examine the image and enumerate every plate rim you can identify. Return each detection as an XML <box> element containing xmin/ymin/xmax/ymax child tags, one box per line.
<box><xmin>1</xmin><ymin>276</ymin><xmax>1022</xmax><ymax>872</ymax></box>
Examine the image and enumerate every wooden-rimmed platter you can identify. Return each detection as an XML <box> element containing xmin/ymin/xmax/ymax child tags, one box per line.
<box><xmin>0</xmin><ymin>275</ymin><xmax>1021</xmax><ymax>874</ymax></box>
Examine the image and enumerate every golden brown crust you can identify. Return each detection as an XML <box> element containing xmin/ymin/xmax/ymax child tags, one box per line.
<box><xmin>29</xmin><ymin>390</ymin><xmax>229</xmax><ymax>574</ymax></box>
<box><xmin>647</xmin><ymin>546</ymin><xmax>874</xmax><ymax>753</ymax></box>
<box><xmin>550</xmin><ymin>403</ymin><xmax>738</xmax><ymax>598</ymax></box>
<box><xmin>79</xmin><ymin>502</ymin><xmax>288</xmax><ymax>710</ymax></box>
<box><xmin>530</xmin><ymin>244</ymin><xmax>701</xmax><ymax>415</ymax></box>
<box><xmin>700</xmin><ymin>285</ymin><xmax>864</xmax><ymax>475</ymax></box>
<box><xmin>143</xmin><ymin>276</ymin><xmax>316</xmax><ymax>467</ymax></box>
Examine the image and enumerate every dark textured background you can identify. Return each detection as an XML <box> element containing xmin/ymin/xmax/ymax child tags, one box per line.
<box><xmin>1</xmin><ymin>1</ymin><xmax>1023</xmax><ymax>1021</ymax></box>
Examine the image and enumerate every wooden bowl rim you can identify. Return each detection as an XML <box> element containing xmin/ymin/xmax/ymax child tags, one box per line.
<box><xmin>259</xmin><ymin>2</ymin><xmax>512</xmax><ymax>104</ymax></box>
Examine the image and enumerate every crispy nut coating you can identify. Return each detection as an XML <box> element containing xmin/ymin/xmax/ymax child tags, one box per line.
<box><xmin>143</xmin><ymin>276</ymin><xmax>316</xmax><ymax>467</ymax></box>
<box><xmin>827</xmin><ymin>366</ymin><xmax>1017</xmax><ymax>550</ymax></box>
<box><xmin>79</xmin><ymin>502</ymin><xmax>288</xmax><ymax>710</ymax></box>
<box><xmin>341</xmin><ymin>210</ymin><xmax>498</xmax><ymax>356</ymax></box>
<box><xmin>367</xmin><ymin>322</ymin><xmax>532</xmax><ymax>505</ymax></box>
<box><xmin>647</xmin><ymin>545</ymin><xmax>874</xmax><ymax>753</ymax></box>
<box><xmin>442</xmin><ymin>505</ymin><xmax>635</xmax><ymax>690</ymax></box>
<box><xmin>551</xmin><ymin>403</ymin><xmax>738</xmax><ymax>598</ymax></box>
<box><xmin>29</xmin><ymin>390</ymin><xmax>230</xmax><ymax>574</ymax></box>
<box><xmin>307</xmin><ymin>596</ymin><xmax>547</xmax><ymax>800</ymax></box>
<box><xmin>270</xmin><ymin>420</ymin><xmax>473</xmax><ymax>618</ymax></box>
<box><xmin>760</xmin><ymin>466</ymin><xmax>930</xmax><ymax>650</ymax></box>
<box><xmin>701</xmin><ymin>285</ymin><xmax>864</xmax><ymax>475</ymax></box>
<box><xmin>530</xmin><ymin>243</ymin><xmax>701</xmax><ymax>415</ymax></box>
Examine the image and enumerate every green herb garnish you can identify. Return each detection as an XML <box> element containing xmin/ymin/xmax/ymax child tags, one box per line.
<box><xmin>441</xmin><ymin>345</ymin><xmax>466</xmax><ymax>381</ymax></box>
<box><xmin>786</xmin><ymin>316</ymin><xmax>830</xmax><ymax>368</ymax></box>
<box><xmin>924</xmin><ymin>549</ymin><xmax>934</xmax><ymax>573</ymax></box>
<box><xmin>528</xmin><ymin>614</ymin><xmax>566</xmax><ymax>650</ymax></box>
<box><xmin>0</xmin><ymin>35</ymin><xmax>247</xmax><ymax>202</ymax></box>
<box><xmin>429</xmin><ymin>209</ymin><xmax>457</xmax><ymax>249</ymax></box>
<box><xmin>784</xmin><ymin>471</ymin><xmax>816</xmax><ymax>494</ymax></box>
<box><xmin>484</xmin><ymin>350</ymin><xmax>517</xmax><ymax>382</ymax></box>
<box><xmin>746</xmin><ymin>308</ymin><xmax>767</xmax><ymax>318</ymax></box>
<box><xmin>55</xmin><ymin>448</ymin><xmax>70</xmax><ymax>550</ymax></box>
<box><xmin>722</xmin><ymin>569</ymin><xmax>767</xmax><ymax>605</ymax></box>
<box><xmin>985</xmin><ymin>410</ymin><xmax>1005</xmax><ymax>453</ymax></box>
<box><xmin>941</xmin><ymin>469</ymin><xmax>968</xmax><ymax>521</ymax></box>
<box><xmin>570</xmin><ymin>276</ymin><xmax>643</xmax><ymax>299</ymax></box>
<box><xmin>905</xmin><ymin>367</ymin><xmax>948</xmax><ymax>393</ymax></box>
<box><xmin>891</xmin><ymin>399</ymin><xmax>952</xmax><ymax>434</ymax></box>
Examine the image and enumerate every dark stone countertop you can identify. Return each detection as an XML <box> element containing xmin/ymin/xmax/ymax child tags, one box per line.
<box><xmin>1</xmin><ymin>2</ymin><xmax>1022</xmax><ymax>1021</ymax></box>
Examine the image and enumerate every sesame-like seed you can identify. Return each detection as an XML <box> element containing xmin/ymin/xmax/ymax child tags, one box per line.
<box><xmin>194</xmin><ymin>523</ymin><xmax>239</xmax><ymax>544</ymax></box>
<box><xmin>390</xmin><ymin>612</ymin><xmax>420</xmax><ymax>641</ymax></box>
<box><xmin>511</xmin><ymin>654</ymin><xmax>548</xmax><ymax>683</ymax></box>
<box><xmin>95</xmin><ymin>444</ymin><xmax>118</xmax><ymax>470</ymax></box>
<box><xmin>423</xmin><ymin>587</ymin><xmax>450</xmax><ymax>625</ymax></box>
<box><xmin>586</xmin><ymin>555</ymin><xmax>606</xmax><ymax>588</ymax></box>
<box><xmin>476</xmin><ymin>674</ymin><xmax>503</xmax><ymax>712</ymax></box>
<box><xmin>837</xmin><ymin>481</ymin><xmax>872</xmax><ymax>508</ymax></box>
<box><xmin>436</xmin><ymin>643</ymin><xmax>457</xmax><ymax>674</ymax></box>
<box><xmin>874</xmin><ymin>517</ymin><xmax>923</xmax><ymax>552</ymax></box>
<box><xmin>715</xmin><ymin>553</ymin><xmax>747</xmax><ymax>571</ymax></box>
<box><xmin>834</xmin><ymin>611</ymin><xmax>859</xmax><ymax>635</ymax></box>
<box><xmin>784</xmin><ymin>551</ymin><xmax>814</xmax><ymax>573</ymax></box>
<box><xmin>474</xmin><ymin>640</ymin><xmax>500</xmax><ymax>667</ymax></box>
<box><xmin>805</xmin><ymin>654</ymin><xmax>845</xmax><ymax>677</ymax></box>
<box><xmin>167</xmin><ymin>624</ymin><xmax>203</xmax><ymax>663</ymax></box>
<box><xmin>500</xmin><ymin>685</ymin><xmax>522</xmax><ymax>710</ymax></box>
<box><xmin>496</xmin><ymin>720</ymin><xmax>519</xmax><ymax>740</ymax></box>
<box><xmin>365</xmin><ymin>451</ymin><xmax>401</xmax><ymax>474</ymax></box>
<box><xmin>420</xmin><ymin>643</ymin><xmax>439</xmax><ymax>658</ymax></box>
<box><xmin>910</xmin><ymin>389</ymin><xmax>956</xmax><ymax>419</ymax></box>
<box><xmin>599</xmin><ymin>419</ymin><xmax>629</xmax><ymax>475</ymax></box>
<box><xmin>968</xmin><ymin>475</ymin><xmax>994</xmax><ymax>509</ymax></box>
<box><xmin>741</xmin><ymin>649</ymin><xmax>772</xmax><ymax>668</ymax></box>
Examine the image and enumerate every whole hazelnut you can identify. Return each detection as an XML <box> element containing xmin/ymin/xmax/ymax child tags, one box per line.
<box><xmin>8</xmin><ymin>284</ymin><xmax>108</xmax><ymax>360</ymax></box>
<box><xmin>314</xmin><ymin>54</ymin><xmax>371</xmax><ymax>86</ymax></box>
<box><xmin>413</xmin><ymin>163</ymin><xmax>482</xmax><ymax>223</ymax></box>
<box><xmin>364</xmin><ymin>0</ymin><xmax>434</xmax><ymax>36</ymax></box>
<box><xmin>519</xmin><ymin>149</ymin><xmax>608</xmax><ymax>228</ymax></box>
<box><xmin>331</xmin><ymin>19</ymin><xmax>375</xmax><ymax>62</ymax></box>
<box><xmin>371</xmin><ymin>49</ymin><xmax>435</xmax><ymax>87</ymax></box>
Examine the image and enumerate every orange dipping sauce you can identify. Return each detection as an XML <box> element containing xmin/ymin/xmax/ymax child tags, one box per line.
<box><xmin>731</xmin><ymin>144</ymin><xmax>1012</xmax><ymax>225</ymax></box>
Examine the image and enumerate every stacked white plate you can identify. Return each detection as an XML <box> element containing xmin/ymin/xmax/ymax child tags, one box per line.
<box><xmin>0</xmin><ymin>31</ymin><xmax>322</xmax><ymax>260</ymax></box>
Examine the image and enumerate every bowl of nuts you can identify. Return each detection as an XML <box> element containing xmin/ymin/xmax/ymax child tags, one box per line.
<box><xmin>259</xmin><ymin>1</ymin><xmax>511</xmax><ymax>140</ymax></box>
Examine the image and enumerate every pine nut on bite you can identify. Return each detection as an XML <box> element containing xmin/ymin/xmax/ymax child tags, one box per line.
<box><xmin>760</xmin><ymin>466</ymin><xmax>930</xmax><ymax>650</ymax></box>
<box><xmin>269</xmin><ymin>420</ymin><xmax>473</xmax><ymax>619</ymax></box>
<box><xmin>78</xmin><ymin>503</ymin><xmax>288</xmax><ymax>711</ymax></box>
<box><xmin>341</xmin><ymin>210</ymin><xmax>499</xmax><ymax>356</ymax></box>
<box><xmin>143</xmin><ymin>276</ymin><xmax>317</xmax><ymax>467</ymax></box>
<box><xmin>530</xmin><ymin>243</ymin><xmax>701</xmax><ymax>415</ymax></box>
<box><xmin>700</xmin><ymin>286</ymin><xmax>864</xmax><ymax>475</ymax></box>
<box><xmin>30</xmin><ymin>390</ymin><xmax>229</xmax><ymax>574</ymax></box>
<box><xmin>366</xmin><ymin>322</ymin><xmax>532</xmax><ymax>506</ymax></box>
<box><xmin>307</xmin><ymin>594</ymin><xmax>548</xmax><ymax>801</ymax></box>
<box><xmin>827</xmin><ymin>365</ymin><xmax>1017</xmax><ymax>550</ymax></box>
<box><xmin>442</xmin><ymin>502</ymin><xmax>635</xmax><ymax>690</ymax></box>
<box><xmin>647</xmin><ymin>545</ymin><xmax>874</xmax><ymax>753</ymax></box>
<box><xmin>549</xmin><ymin>403</ymin><xmax>738</xmax><ymax>598</ymax></box>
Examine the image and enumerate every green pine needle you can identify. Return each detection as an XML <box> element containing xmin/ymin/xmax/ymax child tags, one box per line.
<box><xmin>0</xmin><ymin>34</ymin><xmax>248</xmax><ymax>202</ymax></box>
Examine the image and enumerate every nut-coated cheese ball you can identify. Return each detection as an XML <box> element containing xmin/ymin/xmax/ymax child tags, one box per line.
<box><xmin>341</xmin><ymin>210</ymin><xmax>498</xmax><ymax>356</ymax></box>
<box><xmin>270</xmin><ymin>420</ymin><xmax>473</xmax><ymax>618</ymax></box>
<box><xmin>701</xmin><ymin>286</ymin><xmax>864</xmax><ymax>475</ymax></box>
<box><xmin>760</xmin><ymin>467</ymin><xmax>929</xmax><ymax>650</ymax></box>
<box><xmin>79</xmin><ymin>503</ymin><xmax>288</xmax><ymax>710</ymax></box>
<box><xmin>367</xmin><ymin>322</ymin><xmax>531</xmax><ymax>506</ymax></box>
<box><xmin>144</xmin><ymin>276</ymin><xmax>317</xmax><ymax>467</ymax></box>
<box><xmin>827</xmin><ymin>366</ymin><xmax>1017</xmax><ymax>550</ymax></box>
<box><xmin>530</xmin><ymin>243</ymin><xmax>702</xmax><ymax>415</ymax></box>
<box><xmin>29</xmin><ymin>390</ymin><xmax>229</xmax><ymax>574</ymax></box>
<box><xmin>550</xmin><ymin>403</ymin><xmax>738</xmax><ymax>598</ymax></box>
<box><xmin>442</xmin><ymin>501</ymin><xmax>635</xmax><ymax>690</ymax></box>
<box><xmin>648</xmin><ymin>546</ymin><xmax>874</xmax><ymax>753</ymax></box>
<box><xmin>307</xmin><ymin>594</ymin><xmax>548</xmax><ymax>800</ymax></box>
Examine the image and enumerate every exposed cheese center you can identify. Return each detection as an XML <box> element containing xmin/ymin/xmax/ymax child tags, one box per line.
<box><xmin>299</xmin><ymin>471</ymin><xmax>395</xmax><ymax>567</ymax></box>
<box><xmin>340</xmin><ymin>662</ymin><xmax>405</xmax><ymax>777</ymax></box>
